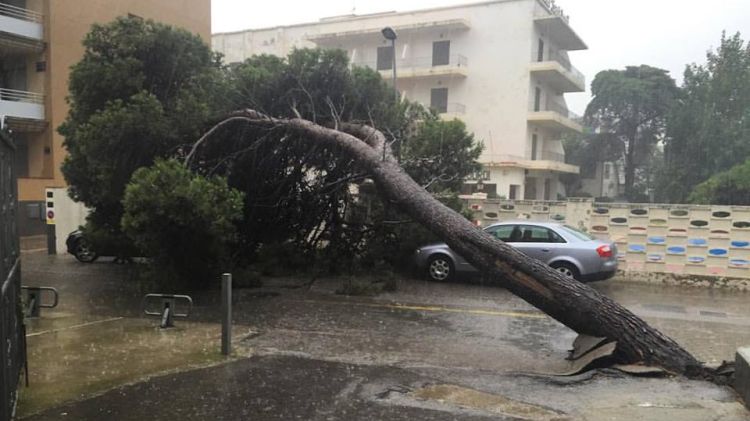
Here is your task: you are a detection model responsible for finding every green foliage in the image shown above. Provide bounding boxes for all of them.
[660,33,750,203]
[585,65,678,201]
[61,15,226,239]
[688,158,750,205]
[121,159,244,289]
[402,116,483,192]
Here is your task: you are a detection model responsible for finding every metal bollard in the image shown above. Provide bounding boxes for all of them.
[221,273,232,355]
[21,286,59,318]
[143,294,193,328]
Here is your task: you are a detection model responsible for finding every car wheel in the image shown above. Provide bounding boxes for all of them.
[74,238,98,263]
[427,255,454,282]
[551,262,579,281]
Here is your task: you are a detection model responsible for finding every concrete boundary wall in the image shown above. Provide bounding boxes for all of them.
[464,197,750,280]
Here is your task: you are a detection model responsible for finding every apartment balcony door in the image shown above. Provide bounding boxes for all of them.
[523,178,536,200]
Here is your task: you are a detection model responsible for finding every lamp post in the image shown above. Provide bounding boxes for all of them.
[381,26,398,103]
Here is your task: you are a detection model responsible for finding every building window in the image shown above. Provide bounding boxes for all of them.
[432,40,450,66]
[531,135,538,160]
[430,87,448,113]
[534,87,542,111]
[544,178,551,200]
[35,61,46,72]
[537,38,544,62]
[376,46,393,70]
[603,163,611,179]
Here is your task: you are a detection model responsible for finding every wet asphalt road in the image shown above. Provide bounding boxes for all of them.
[18,253,750,420]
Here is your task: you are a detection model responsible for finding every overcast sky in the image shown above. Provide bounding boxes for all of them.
[212,0,750,114]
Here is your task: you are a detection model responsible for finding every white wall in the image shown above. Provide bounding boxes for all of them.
[50,188,89,253]
[212,0,583,198]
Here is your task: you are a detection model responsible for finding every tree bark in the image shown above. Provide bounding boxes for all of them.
[200,110,715,379]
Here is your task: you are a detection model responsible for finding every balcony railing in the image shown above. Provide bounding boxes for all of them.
[540,150,565,163]
[0,88,43,103]
[0,3,42,23]
[545,50,585,84]
[538,0,570,23]
[441,102,465,115]
[542,99,581,120]
[353,54,468,72]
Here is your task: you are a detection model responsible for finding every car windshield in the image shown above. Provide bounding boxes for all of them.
[560,225,596,241]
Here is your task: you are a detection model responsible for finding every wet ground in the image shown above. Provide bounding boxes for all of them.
[17,253,750,420]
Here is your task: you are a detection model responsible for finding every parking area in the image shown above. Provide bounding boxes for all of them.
[17,252,750,420]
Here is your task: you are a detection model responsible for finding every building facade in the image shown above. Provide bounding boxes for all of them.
[212,0,586,201]
[0,0,211,240]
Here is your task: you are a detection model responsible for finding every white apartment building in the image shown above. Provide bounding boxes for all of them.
[212,0,586,200]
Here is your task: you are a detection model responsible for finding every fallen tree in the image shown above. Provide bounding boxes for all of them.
[189,109,724,381]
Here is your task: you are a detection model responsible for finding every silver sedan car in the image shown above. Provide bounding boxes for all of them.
[414,221,618,282]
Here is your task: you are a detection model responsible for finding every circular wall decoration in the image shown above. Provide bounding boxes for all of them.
[712,211,731,219]
[628,244,646,253]
[650,219,667,225]
[708,248,728,256]
[484,212,498,219]
[631,208,648,216]
[593,208,610,215]
[592,225,608,232]
[733,221,750,229]
[670,209,689,217]
[611,217,628,224]
[687,256,705,264]
[500,205,515,211]
[731,241,750,248]
[667,246,686,255]
[690,220,708,227]
[688,238,708,246]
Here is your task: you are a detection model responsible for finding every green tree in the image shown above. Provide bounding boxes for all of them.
[687,158,750,205]
[194,48,481,268]
[585,65,678,201]
[60,16,226,235]
[660,32,750,203]
[122,159,244,288]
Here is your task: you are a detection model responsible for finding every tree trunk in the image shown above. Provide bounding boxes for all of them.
[198,110,714,379]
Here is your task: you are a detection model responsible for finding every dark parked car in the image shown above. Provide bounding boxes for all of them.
[414,221,618,282]
[66,230,136,263]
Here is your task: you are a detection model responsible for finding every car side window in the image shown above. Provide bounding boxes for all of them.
[518,226,565,243]
[485,225,515,242]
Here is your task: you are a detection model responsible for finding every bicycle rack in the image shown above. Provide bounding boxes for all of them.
[21,286,59,318]
[143,294,193,328]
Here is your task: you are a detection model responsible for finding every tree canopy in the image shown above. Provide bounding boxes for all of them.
[60,16,227,231]
[61,16,484,282]
[585,65,678,201]
[659,32,750,203]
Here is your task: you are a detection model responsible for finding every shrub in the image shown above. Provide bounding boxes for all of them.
[121,159,244,289]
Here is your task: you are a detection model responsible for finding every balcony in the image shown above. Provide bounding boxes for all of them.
[483,154,579,174]
[534,15,587,51]
[307,18,470,45]
[353,54,468,80]
[438,102,465,120]
[530,50,585,93]
[0,3,44,54]
[528,100,583,133]
[0,88,46,132]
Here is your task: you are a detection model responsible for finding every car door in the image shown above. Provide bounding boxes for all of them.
[512,225,565,263]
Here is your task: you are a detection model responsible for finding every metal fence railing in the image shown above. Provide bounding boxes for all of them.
[353,54,468,72]
[0,2,42,23]
[0,131,22,421]
[0,88,44,104]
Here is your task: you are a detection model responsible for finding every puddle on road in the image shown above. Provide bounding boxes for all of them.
[411,384,569,420]
[17,317,251,418]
